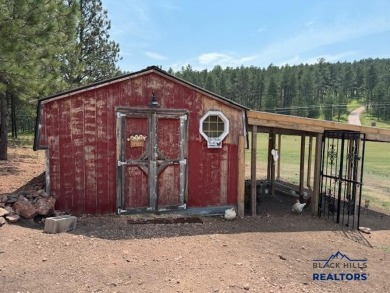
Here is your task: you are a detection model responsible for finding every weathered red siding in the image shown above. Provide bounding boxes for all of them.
[38,70,245,214]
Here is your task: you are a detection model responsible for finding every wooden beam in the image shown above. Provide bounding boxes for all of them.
[248,117,324,133]
[312,133,323,216]
[247,110,390,143]
[277,134,281,179]
[237,135,246,217]
[299,135,306,201]
[270,130,276,196]
[307,136,313,189]
[251,127,258,216]
[267,131,272,181]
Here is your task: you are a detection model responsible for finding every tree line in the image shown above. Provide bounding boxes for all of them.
[171,57,390,122]
[0,0,122,160]
[1,1,389,161]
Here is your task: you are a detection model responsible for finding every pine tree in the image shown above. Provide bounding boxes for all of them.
[60,0,122,86]
[264,76,278,112]
[0,0,77,160]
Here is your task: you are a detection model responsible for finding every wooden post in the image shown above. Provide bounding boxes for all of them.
[251,126,257,216]
[237,135,246,217]
[307,136,313,189]
[277,133,281,179]
[299,135,306,201]
[267,131,272,181]
[270,130,276,196]
[312,133,323,216]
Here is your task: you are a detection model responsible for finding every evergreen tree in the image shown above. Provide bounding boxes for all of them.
[60,0,122,86]
[365,62,378,113]
[264,76,278,112]
[0,0,77,160]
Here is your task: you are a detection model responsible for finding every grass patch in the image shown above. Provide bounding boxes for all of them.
[7,132,35,147]
[347,99,364,112]
[360,112,390,129]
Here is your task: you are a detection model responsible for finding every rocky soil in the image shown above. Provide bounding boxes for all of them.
[1,147,389,293]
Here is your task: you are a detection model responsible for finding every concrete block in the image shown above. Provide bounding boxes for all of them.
[44,215,77,234]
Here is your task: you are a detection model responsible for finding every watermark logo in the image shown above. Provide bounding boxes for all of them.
[312,251,368,281]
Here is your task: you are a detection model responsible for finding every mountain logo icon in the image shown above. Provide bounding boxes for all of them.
[313,251,367,267]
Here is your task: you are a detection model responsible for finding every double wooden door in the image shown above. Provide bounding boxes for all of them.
[116,108,187,213]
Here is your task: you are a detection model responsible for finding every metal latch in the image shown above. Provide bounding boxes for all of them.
[117,160,127,166]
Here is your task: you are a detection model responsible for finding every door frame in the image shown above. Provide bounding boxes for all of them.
[115,107,188,214]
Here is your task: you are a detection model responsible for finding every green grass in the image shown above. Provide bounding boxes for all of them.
[347,99,364,112]
[7,131,35,147]
[360,113,390,129]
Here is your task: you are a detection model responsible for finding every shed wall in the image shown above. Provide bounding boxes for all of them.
[39,72,245,214]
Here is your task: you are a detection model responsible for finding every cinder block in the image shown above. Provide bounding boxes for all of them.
[44,215,77,234]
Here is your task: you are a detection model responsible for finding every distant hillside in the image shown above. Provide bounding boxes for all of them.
[172,58,390,122]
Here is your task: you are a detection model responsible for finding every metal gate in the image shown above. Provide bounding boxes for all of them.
[319,131,366,229]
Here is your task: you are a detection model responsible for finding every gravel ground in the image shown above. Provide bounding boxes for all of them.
[1,147,389,293]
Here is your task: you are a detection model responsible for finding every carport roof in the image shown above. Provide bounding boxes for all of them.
[247,110,390,143]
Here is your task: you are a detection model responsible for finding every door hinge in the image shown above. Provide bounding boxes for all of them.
[117,208,127,214]
[180,115,187,121]
[116,112,126,118]
[117,160,127,166]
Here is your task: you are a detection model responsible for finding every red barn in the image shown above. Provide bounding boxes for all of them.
[34,66,248,215]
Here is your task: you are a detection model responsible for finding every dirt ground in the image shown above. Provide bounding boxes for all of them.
[1,147,390,293]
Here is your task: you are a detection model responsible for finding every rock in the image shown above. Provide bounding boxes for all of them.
[4,206,14,214]
[53,210,65,217]
[18,195,28,201]
[0,217,6,226]
[243,284,250,290]
[6,194,18,204]
[35,197,56,216]
[13,199,39,219]
[37,189,49,197]
[5,214,20,223]
[0,194,8,203]
[0,208,9,217]
[359,227,371,234]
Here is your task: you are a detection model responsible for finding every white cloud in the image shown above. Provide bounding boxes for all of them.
[278,51,360,67]
[145,51,168,60]
[197,52,257,68]
[252,16,390,67]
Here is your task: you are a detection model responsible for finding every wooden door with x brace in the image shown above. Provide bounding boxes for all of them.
[116,108,188,214]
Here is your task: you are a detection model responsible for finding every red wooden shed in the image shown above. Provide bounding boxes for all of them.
[34,66,248,215]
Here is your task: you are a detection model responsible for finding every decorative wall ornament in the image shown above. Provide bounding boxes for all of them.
[127,135,147,148]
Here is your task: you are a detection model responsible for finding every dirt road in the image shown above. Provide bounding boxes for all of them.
[348,106,366,126]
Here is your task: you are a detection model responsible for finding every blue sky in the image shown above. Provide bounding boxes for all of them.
[102,0,390,72]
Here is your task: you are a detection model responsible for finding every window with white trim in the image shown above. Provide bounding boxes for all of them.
[199,111,229,148]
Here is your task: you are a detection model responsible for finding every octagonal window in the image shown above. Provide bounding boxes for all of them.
[199,111,229,148]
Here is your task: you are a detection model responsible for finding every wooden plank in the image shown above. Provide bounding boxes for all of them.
[247,110,390,143]
[277,134,281,179]
[299,135,306,200]
[237,135,245,217]
[307,136,313,189]
[270,130,276,196]
[115,112,125,213]
[248,117,324,133]
[312,133,323,215]
[251,127,257,216]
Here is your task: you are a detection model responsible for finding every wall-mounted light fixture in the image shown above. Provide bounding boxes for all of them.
[148,91,160,108]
